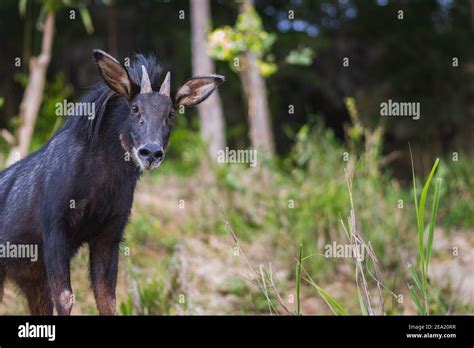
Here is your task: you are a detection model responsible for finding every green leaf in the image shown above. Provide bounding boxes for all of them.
[419,158,440,235]
[418,158,439,289]
[19,0,28,16]
[79,6,94,34]
[408,284,424,315]
[425,178,442,276]
[286,47,314,66]
[356,270,368,315]
[44,0,62,12]
[305,278,346,315]
[409,145,423,273]
[295,243,303,316]
[408,263,423,294]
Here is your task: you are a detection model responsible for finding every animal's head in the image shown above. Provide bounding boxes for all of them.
[93,49,224,170]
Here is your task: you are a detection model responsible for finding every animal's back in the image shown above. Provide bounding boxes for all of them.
[0,130,76,245]
[0,154,43,243]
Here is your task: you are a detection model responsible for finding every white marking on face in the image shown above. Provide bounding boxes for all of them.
[148,160,162,170]
[132,147,145,171]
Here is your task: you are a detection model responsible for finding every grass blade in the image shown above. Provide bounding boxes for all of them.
[409,145,424,280]
[295,243,303,316]
[305,277,347,315]
[408,263,423,294]
[419,159,440,239]
[425,178,441,276]
[356,269,368,315]
[408,284,424,315]
[419,158,440,230]
[418,158,439,289]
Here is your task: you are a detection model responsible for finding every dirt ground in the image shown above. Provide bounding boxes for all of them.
[1,176,472,315]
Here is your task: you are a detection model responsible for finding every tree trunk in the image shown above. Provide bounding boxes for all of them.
[190,0,226,159]
[239,0,275,156]
[7,11,55,166]
[107,5,118,57]
[240,54,275,156]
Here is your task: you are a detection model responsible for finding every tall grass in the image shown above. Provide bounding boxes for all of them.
[408,147,442,315]
[111,112,467,315]
[295,243,303,315]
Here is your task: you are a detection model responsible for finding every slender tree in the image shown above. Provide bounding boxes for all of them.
[7,1,94,166]
[7,10,55,165]
[239,0,275,156]
[190,0,226,159]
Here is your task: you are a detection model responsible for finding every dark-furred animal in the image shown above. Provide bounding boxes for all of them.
[0,49,224,315]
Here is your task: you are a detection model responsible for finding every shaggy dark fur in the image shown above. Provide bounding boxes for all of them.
[0,50,224,315]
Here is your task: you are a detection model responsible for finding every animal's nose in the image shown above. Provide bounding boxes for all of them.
[138,144,164,163]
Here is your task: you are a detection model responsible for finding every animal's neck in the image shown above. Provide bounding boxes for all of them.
[104,132,141,179]
[88,112,142,185]
[67,89,142,186]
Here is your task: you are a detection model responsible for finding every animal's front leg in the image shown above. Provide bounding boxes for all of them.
[89,233,120,315]
[43,229,74,315]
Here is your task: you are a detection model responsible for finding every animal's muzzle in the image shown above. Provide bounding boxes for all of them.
[137,143,164,168]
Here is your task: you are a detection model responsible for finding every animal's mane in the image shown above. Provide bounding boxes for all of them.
[63,53,162,145]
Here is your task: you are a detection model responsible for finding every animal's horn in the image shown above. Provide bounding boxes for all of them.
[141,65,152,93]
[159,72,171,97]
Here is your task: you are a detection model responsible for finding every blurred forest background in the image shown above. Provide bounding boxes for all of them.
[0,0,472,315]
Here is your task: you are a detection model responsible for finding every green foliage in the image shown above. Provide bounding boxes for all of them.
[126,212,178,252]
[408,154,442,315]
[128,98,471,315]
[1,0,472,316]
[20,0,95,33]
[440,154,474,228]
[0,73,73,155]
[119,278,173,315]
[57,0,96,32]
[77,5,94,34]
[295,243,302,315]
[343,97,364,144]
[208,6,277,77]
[119,247,190,315]
[31,73,73,151]
[209,5,314,78]
[305,276,346,315]
[157,114,205,177]
[285,47,314,66]
[20,0,62,13]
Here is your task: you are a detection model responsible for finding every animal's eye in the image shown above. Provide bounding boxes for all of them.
[131,104,139,114]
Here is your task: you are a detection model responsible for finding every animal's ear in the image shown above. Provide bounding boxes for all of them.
[174,74,224,107]
[93,49,138,99]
